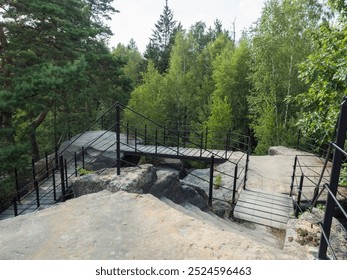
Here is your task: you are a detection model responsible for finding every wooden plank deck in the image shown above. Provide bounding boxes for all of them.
[233,189,294,229]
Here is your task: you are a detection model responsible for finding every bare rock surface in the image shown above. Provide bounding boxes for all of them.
[0,190,300,260]
[0,146,344,260]
[284,208,347,260]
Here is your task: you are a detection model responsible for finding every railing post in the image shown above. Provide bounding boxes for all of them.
[200,133,203,157]
[290,156,298,197]
[74,152,78,177]
[209,156,215,207]
[295,174,304,218]
[116,103,121,176]
[59,156,66,202]
[144,125,147,146]
[135,129,138,152]
[126,121,129,145]
[177,131,180,155]
[155,130,158,154]
[244,141,250,190]
[14,168,20,203]
[52,163,56,202]
[13,196,18,217]
[318,97,347,259]
[64,159,68,189]
[232,164,239,204]
[34,180,40,209]
[32,158,36,182]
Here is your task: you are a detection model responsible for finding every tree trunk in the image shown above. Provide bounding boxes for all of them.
[29,112,48,161]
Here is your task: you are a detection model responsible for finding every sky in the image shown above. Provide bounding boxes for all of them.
[108,0,266,53]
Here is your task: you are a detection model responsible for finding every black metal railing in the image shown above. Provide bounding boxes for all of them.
[1,102,251,219]
[290,97,347,260]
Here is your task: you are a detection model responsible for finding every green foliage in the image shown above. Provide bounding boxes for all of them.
[248,0,323,154]
[78,168,94,176]
[339,163,347,187]
[214,174,222,189]
[205,96,232,149]
[292,2,347,143]
[144,0,180,73]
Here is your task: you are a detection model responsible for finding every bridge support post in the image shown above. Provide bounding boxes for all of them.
[209,156,215,207]
[116,103,121,176]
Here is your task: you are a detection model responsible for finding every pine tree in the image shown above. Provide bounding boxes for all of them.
[144,0,180,73]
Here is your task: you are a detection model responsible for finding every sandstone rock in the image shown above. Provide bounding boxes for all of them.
[71,165,210,212]
[71,164,156,197]
[148,170,184,203]
[0,191,298,260]
[284,208,347,259]
[268,146,311,156]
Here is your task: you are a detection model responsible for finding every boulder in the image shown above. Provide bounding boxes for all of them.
[149,170,209,211]
[71,164,156,197]
[182,161,237,210]
[70,164,210,212]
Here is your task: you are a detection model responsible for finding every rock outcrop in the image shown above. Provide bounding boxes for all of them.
[70,164,209,211]
[284,208,347,259]
[0,190,298,260]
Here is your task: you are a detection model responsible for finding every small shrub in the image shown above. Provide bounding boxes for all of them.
[214,174,222,189]
[78,168,94,176]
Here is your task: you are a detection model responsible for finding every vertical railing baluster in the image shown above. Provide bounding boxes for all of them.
[35,180,40,209]
[155,130,158,154]
[14,168,20,203]
[52,163,56,202]
[116,103,121,176]
[32,158,36,182]
[200,133,203,157]
[177,131,180,155]
[209,156,215,207]
[126,121,129,145]
[74,152,78,177]
[64,159,68,190]
[295,174,304,218]
[233,164,238,204]
[290,156,298,197]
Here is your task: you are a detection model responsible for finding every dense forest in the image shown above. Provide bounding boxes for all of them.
[1,0,347,201]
